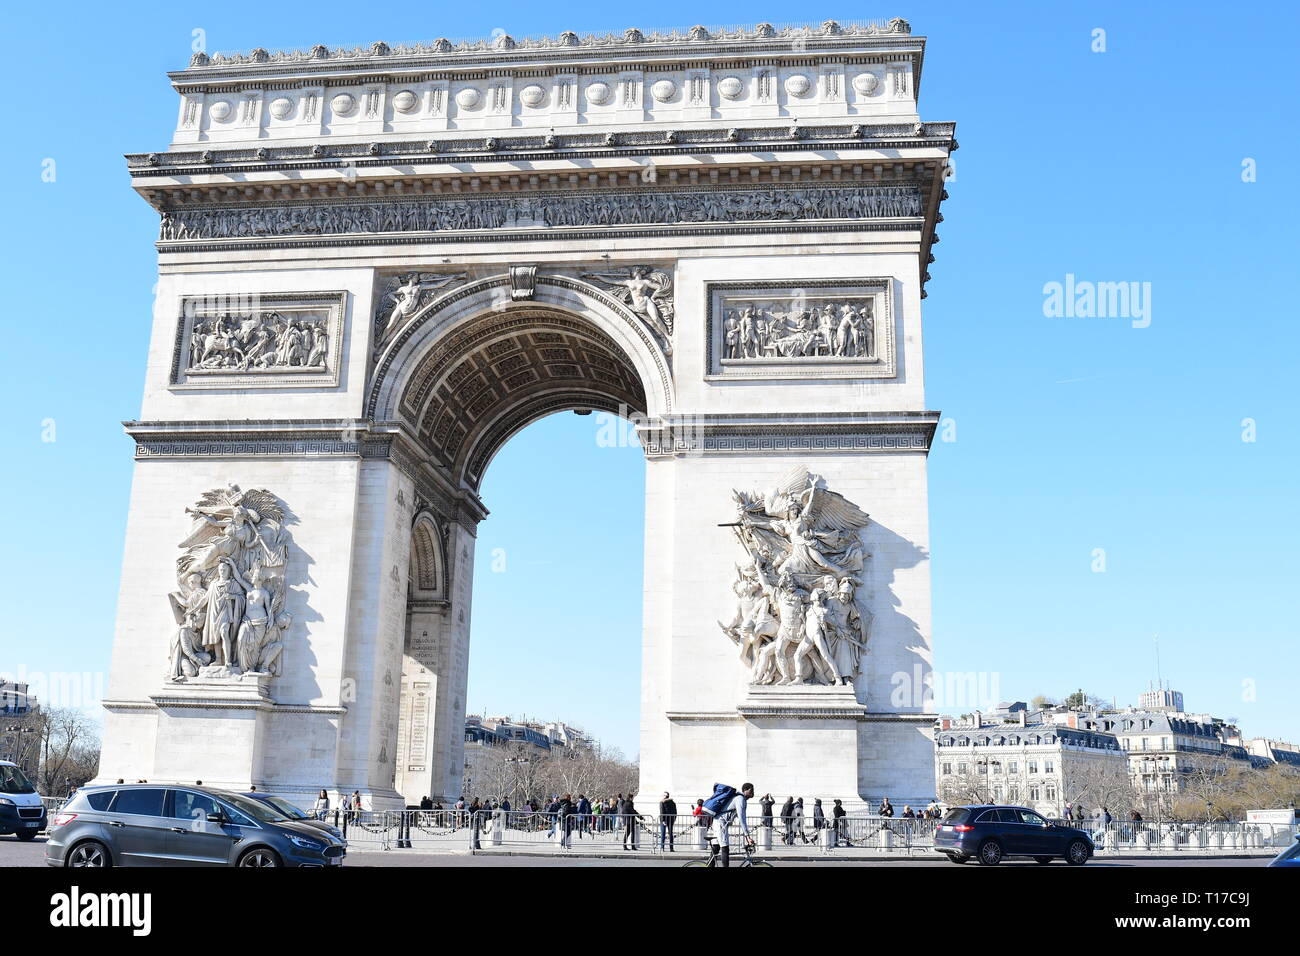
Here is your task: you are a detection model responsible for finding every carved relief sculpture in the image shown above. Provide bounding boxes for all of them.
[707,279,895,380]
[160,185,923,241]
[166,484,292,682]
[723,296,875,361]
[580,265,674,345]
[172,292,346,389]
[378,271,467,338]
[719,467,871,687]
[189,311,328,372]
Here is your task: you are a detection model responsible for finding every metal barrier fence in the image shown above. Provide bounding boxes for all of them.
[1050,820,1296,854]
[230,808,1293,856]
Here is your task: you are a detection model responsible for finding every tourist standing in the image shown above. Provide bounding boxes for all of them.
[761,793,775,830]
[312,789,330,821]
[659,792,678,852]
[621,793,642,850]
[793,797,808,843]
[780,796,795,845]
[832,798,850,847]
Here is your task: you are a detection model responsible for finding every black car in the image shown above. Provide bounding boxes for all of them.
[240,791,345,843]
[933,805,1094,865]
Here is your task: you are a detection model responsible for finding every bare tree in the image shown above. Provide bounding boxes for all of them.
[38,708,100,796]
[1064,759,1137,817]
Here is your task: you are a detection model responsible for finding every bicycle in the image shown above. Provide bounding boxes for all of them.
[683,839,773,867]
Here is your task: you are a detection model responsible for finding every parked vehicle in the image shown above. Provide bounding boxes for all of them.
[1267,834,1300,867]
[44,783,347,867]
[240,791,345,842]
[0,761,46,841]
[933,804,1094,865]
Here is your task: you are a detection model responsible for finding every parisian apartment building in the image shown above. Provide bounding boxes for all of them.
[934,693,1299,816]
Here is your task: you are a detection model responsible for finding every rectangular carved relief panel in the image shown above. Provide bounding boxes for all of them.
[170,291,348,389]
[705,279,895,380]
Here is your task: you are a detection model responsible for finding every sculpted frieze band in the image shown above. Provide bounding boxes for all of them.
[158,184,922,241]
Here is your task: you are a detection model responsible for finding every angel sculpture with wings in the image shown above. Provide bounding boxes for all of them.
[381,272,466,337]
[721,467,872,687]
[167,485,291,682]
[581,266,674,345]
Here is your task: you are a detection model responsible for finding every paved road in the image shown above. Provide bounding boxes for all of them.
[5,834,1269,867]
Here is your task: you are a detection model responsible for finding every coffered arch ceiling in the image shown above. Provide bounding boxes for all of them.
[398,306,647,490]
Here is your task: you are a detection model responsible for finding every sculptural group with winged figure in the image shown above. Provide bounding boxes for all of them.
[720,467,872,687]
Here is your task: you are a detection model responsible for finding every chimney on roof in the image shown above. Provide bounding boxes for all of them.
[973,710,983,729]
[1018,710,1027,728]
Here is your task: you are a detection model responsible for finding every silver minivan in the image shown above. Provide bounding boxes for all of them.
[45,783,346,867]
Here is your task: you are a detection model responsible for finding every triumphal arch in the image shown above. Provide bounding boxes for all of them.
[98,19,954,808]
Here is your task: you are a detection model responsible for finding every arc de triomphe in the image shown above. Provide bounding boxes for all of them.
[98,19,953,808]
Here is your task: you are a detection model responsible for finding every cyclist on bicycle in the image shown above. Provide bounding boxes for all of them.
[701,782,755,864]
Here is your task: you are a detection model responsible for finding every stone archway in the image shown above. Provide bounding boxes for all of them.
[376,281,663,803]
[98,21,952,810]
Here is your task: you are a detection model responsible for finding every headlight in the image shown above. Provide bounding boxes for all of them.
[0,798,14,807]
[288,834,324,851]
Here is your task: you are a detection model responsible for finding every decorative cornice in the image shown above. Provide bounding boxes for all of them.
[639,411,940,458]
[127,122,956,172]
[179,19,916,77]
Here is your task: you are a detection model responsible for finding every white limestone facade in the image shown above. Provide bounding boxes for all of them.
[99,19,954,810]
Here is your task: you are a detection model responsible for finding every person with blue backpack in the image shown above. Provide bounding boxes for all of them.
[701,782,755,866]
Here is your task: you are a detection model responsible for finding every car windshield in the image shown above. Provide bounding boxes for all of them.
[259,796,309,819]
[217,792,290,823]
[941,808,970,824]
[0,764,36,794]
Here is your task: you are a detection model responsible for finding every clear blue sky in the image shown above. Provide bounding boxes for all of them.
[3,2,1297,758]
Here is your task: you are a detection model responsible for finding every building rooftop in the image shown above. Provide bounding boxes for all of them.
[183,19,917,72]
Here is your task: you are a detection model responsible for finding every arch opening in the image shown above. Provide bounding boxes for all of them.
[387,295,656,804]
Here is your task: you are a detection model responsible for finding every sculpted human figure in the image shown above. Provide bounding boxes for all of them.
[582,265,674,341]
[202,559,247,669]
[235,565,288,675]
[306,323,328,367]
[723,311,741,359]
[167,572,211,681]
[817,304,837,356]
[382,272,465,336]
[739,306,761,358]
[825,576,869,684]
[718,563,778,668]
[753,564,807,685]
[795,586,838,683]
[761,490,846,579]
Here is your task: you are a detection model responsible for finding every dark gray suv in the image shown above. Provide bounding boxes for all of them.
[44,784,346,867]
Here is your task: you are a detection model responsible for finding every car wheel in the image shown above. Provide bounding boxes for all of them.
[977,840,1003,866]
[17,830,39,842]
[66,840,111,868]
[1034,856,1054,865]
[237,847,282,868]
[1065,839,1090,866]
